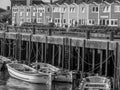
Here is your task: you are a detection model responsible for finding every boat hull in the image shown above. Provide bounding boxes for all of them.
[7,63,52,84]
[32,63,73,83]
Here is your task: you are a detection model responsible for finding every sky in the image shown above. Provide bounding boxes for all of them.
[0,0,11,10]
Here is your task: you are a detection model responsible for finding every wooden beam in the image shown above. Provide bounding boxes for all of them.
[82,40,85,77]
[36,42,38,62]
[58,45,61,67]
[105,42,109,76]
[44,43,47,63]
[92,49,95,74]
[19,35,21,61]
[100,50,103,75]
[26,41,28,62]
[62,45,64,69]
[77,47,80,71]
[28,39,31,65]
[52,44,55,65]
[41,43,44,62]
[8,40,11,57]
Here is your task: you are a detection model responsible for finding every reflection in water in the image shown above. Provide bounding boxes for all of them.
[0,72,75,90]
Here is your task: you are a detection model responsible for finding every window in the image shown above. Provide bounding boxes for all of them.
[70,7,75,13]
[111,19,118,26]
[82,7,85,13]
[27,8,30,12]
[63,7,66,12]
[33,12,35,16]
[114,5,120,12]
[48,8,50,12]
[92,6,98,13]
[64,19,66,23]
[37,18,42,23]
[103,6,110,12]
[20,12,23,16]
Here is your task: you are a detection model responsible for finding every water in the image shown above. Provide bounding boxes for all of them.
[0,72,77,90]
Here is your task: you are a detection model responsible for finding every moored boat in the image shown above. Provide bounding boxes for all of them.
[31,62,73,83]
[6,63,52,84]
[78,74,111,90]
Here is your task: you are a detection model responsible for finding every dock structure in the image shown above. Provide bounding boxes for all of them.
[0,26,120,89]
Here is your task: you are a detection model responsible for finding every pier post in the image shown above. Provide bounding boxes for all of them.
[82,40,85,77]
[8,40,11,57]
[13,40,15,58]
[77,47,80,71]
[105,42,109,76]
[92,49,95,73]
[18,34,21,61]
[41,43,44,62]
[36,42,38,62]
[52,44,55,65]
[100,50,103,75]
[62,45,64,69]
[28,35,31,65]
[26,41,29,63]
[58,45,61,67]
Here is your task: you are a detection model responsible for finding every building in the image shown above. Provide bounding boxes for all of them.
[78,2,89,25]
[10,0,45,7]
[88,2,99,25]
[69,3,79,27]
[59,3,69,27]
[52,4,61,26]
[111,0,120,26]
[99,1,111,26]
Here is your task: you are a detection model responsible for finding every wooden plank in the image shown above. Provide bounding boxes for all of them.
[58,45,61,67]
[62,45,64,69]
[26,42,28,62]
[77,47,80,71]
[41,43,44,62]
[8,40,11,57]
[105,42,109,76]
[19,35,22,61]
[92,49,95,74]
[47,36,64,45]
[36,42,38,62]
[82,40,85,77]
[52,44,55,65]
[100,50,103,75]
[32,34,46,43]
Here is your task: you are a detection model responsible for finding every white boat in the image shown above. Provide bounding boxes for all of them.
[6,63,52,84]
[31,62,73,83]
[79,74,111,90]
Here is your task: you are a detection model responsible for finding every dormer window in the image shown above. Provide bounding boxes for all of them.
[103,6,110,12]
[82,7,85,13]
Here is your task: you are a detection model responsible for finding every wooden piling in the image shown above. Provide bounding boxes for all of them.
[52,44,55,65]
[92,49,95,73]
[26,41,28,63]
[82,40,85,77]
[36,42,38,62]
[100,50,103,75]
[105,42,109,76]
[58,45,61,67]
[62,45,64,69]
[8,40,11,57]
[41,43,44,62]
[77,47,80,71]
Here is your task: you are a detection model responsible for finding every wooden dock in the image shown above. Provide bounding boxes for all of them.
[0,27,120,89]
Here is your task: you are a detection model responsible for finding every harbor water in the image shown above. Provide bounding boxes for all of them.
[0,71,77,90]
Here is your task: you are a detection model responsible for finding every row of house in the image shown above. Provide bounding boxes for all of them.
[12,1,120,27]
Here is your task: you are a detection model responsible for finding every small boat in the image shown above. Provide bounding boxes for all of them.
[31,62,73,83]
[6,63,52,84]
[78,74,111,90]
